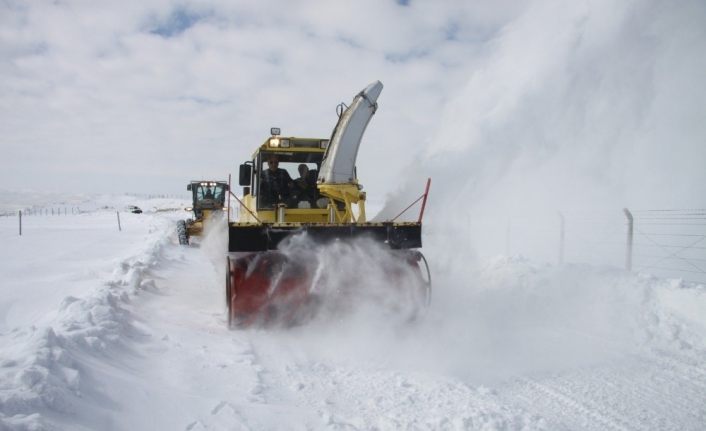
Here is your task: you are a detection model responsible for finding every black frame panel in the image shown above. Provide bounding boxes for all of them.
[229,223,422,251]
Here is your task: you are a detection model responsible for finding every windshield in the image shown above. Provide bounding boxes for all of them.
[258,152,323,209]
[196,184,226,202]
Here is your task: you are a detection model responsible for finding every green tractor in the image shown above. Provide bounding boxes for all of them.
[177,181,229,245]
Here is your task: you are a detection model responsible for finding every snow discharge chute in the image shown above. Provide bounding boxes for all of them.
[318,80,383,185]
[226,81,431,327]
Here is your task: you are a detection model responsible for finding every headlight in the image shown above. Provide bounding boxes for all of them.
[185,207,193,211]
[269,138,280,147]
[280,139,290,148]
[222,207,228,211]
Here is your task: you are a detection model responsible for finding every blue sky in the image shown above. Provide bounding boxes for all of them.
[150,7,211,38]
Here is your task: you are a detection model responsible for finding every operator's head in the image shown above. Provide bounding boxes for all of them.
[266,155,279,171]
[298,164,309,177]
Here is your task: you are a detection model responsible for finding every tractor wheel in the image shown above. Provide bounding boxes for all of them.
[177,220,189,245]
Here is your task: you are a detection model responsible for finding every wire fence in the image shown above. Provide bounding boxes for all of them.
[0,207,83,217]
[475,208,706,285]
[6,200,705,285]
[122,193,190,200]
[0,194,192,218]
[630,209,706,283]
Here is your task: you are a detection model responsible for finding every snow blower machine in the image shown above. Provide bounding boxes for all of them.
[226,81,431,327]
[177,181,229,245]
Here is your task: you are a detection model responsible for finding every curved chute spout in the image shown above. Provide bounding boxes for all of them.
[318,81,383,185]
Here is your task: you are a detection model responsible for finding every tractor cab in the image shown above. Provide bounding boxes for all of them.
[178,180,230,246]
[236,129,332,223]
[187,181,229,219]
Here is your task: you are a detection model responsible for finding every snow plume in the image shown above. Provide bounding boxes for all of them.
[275,235,428,327]
[365,0,706,382]
[264,253,706,387]
[200,210,229,273]
[378,0,706,232]
[267,237,656,382]
[255,232,706,387]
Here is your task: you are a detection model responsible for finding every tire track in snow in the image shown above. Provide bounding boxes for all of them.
[498,347,706,431]
[132,244,268,431]
[648,349,706,384]
[246,333,545,430]
[512,377,630,431]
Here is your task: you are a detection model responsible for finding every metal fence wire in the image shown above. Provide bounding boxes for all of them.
[477,208,706,285]
[631,209,706,283]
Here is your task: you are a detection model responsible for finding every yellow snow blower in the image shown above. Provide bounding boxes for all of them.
[226,81,431,327]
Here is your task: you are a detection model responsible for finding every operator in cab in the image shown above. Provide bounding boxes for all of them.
[260,154,293,208]
[290,164,319,208]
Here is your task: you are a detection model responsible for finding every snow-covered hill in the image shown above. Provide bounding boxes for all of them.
[0,197,704,430]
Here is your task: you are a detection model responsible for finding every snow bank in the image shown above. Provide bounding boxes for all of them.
[646,277,706,350]
[0,214,173,430]
[424,257,706,381]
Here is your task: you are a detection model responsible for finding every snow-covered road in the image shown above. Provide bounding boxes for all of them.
[1,209,705,430]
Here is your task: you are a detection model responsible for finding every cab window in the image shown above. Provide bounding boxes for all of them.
[257,152,322,210]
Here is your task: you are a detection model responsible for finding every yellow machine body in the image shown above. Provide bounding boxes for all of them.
[226,134,429,327]
[177,181,229,245]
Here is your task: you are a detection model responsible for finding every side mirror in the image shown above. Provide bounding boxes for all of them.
[239,164,252,186]
[186,184,192,191]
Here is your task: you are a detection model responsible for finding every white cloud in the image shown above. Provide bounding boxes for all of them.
[378,0,706,220]
[2,0,507,195]
[1,0,702,221]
